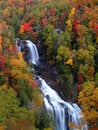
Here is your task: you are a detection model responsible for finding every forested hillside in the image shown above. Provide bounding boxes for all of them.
[0,0,98,129]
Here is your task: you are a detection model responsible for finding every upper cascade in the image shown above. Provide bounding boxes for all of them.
[16,39,39,65]
[25,40,39,65]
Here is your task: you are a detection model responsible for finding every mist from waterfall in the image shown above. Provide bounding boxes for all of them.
[17,39,88,130]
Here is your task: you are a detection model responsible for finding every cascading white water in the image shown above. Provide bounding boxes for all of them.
[17,39,88,130]
[25,40,39,65]
[37,77,88,130]
[16,39,39,65]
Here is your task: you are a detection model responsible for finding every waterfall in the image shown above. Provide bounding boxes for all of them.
[17,39,88,130]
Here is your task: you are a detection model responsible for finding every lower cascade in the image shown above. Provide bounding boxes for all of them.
[37,76,88,130]
[17,39,88,130]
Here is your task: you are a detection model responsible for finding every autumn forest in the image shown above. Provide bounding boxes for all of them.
[0,0,98,130]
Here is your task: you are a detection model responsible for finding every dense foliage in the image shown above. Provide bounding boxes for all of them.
[0,0,98,129]
[0,0,54,129]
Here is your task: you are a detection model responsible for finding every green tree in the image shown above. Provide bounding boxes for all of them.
[34,108,55,130]
[17,78,33,108]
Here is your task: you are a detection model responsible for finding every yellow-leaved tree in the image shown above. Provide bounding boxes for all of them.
[78,81,98,126]
[9,52,34,89]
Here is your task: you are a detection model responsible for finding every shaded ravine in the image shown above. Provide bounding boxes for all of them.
[34,43,66,100]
